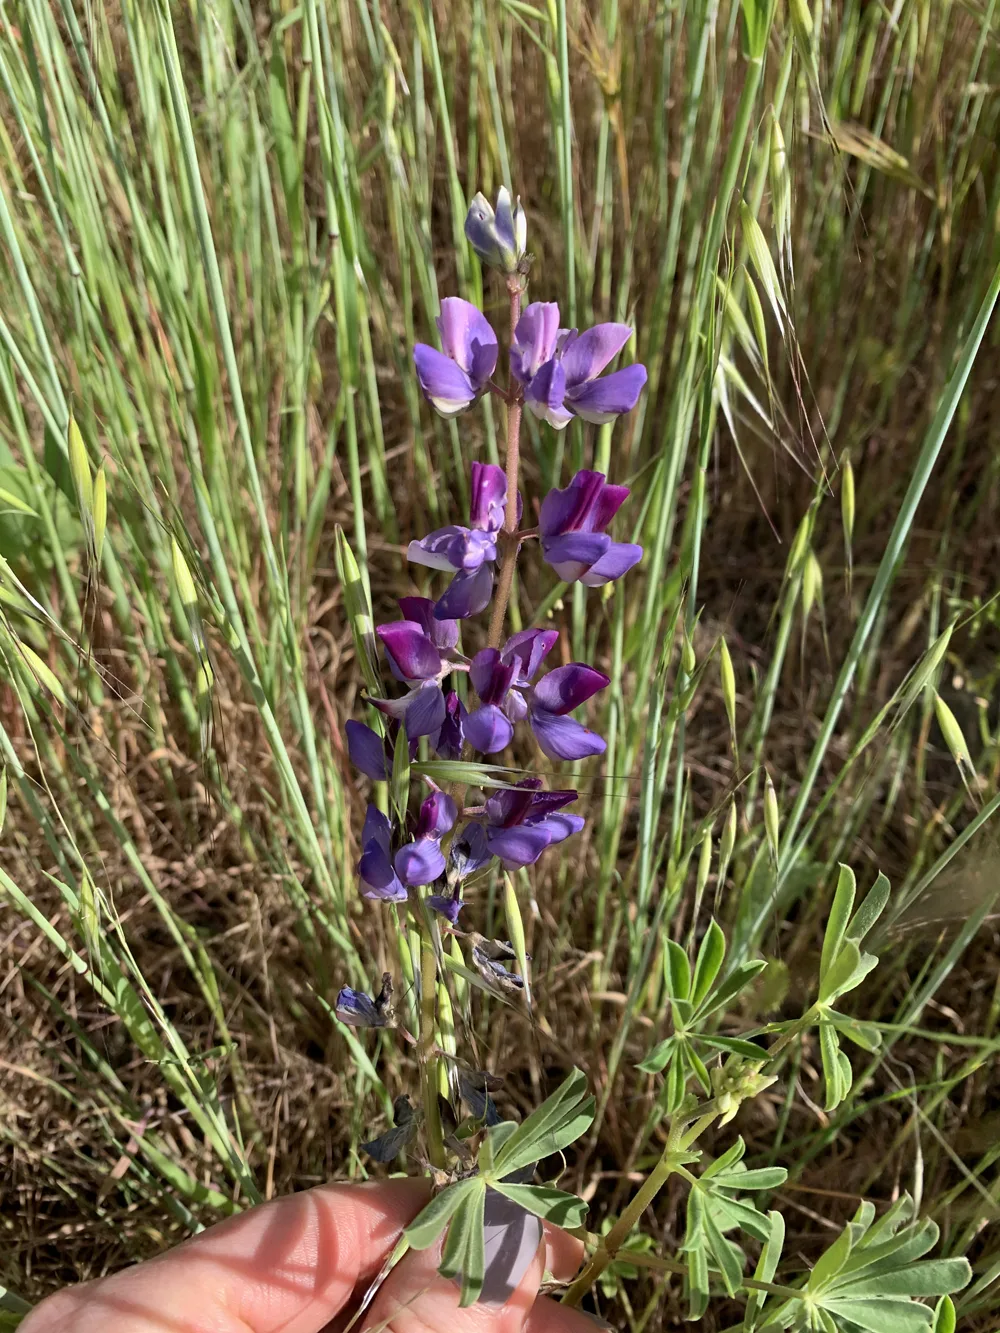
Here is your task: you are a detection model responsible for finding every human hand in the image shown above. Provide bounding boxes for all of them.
[21,1178,607,1333]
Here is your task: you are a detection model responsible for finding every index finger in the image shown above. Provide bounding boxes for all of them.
[21,1178,431,1333]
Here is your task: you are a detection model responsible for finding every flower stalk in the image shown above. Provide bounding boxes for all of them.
[419,935,446,1169]
[488,276,525,648]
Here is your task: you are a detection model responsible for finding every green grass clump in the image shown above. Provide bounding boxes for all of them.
[0,0,999,1327]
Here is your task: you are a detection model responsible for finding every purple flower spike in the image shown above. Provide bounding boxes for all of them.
[345,720,390,781]
[359,806,407,902]
[395,792,458,887]
[414,298,498,417]
[408,462,512,621]
[540,469,642,587]
[483,779,585,869]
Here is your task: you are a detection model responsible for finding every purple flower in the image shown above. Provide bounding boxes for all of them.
[407,462,512,619]
[465,187,527,274]
[464,628,609,761]
[335,973,394,1028]
[428,823,492,923]
[397,596,460,652]
[413,298,498,417]
[369,620,450,739]
[511,303,647,430]
[358,806,407,902]
[540,470,643,587]
[430,689,466,760]
[482,779,585,869]
[395,791,458,887]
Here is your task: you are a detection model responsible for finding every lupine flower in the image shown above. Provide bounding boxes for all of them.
[407,462,512,619]
[464,627,609,760]
[360,1094,419,1163]
[481,779,585,868]
[471,935,525,995]
[510,302,647,429]
[413,298,498,418]
[428,822,492,923]
[358,806,407,902]
[335,972,394,1027]
[395,791,458,887]
[540,469,643,587]
[464,187,526,274]
[369,620,452,738]
[430,689,465,760]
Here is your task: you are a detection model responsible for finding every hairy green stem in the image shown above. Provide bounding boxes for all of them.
[487,277,524,647]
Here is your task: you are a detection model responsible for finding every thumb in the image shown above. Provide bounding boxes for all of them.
[359,1188,586,1333]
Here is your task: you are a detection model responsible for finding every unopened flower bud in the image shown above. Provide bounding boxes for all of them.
[465,187,527,274]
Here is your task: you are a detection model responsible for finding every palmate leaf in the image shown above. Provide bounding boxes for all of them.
[821,865,856,981]
[744,1211,784,1330]
[491,1182,589,1229]
[438,1178,487,1307]
[405,1178,477,1250]
[491,1067,594,1178]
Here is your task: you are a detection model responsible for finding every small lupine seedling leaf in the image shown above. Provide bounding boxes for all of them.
[491,1183,588,1229]
[818,939,861,1004]
[820,1018,848,1111]
[477,1120,518,1174]
[405,1178,477,1250]
[744,1210,784,1330]
[828,1011,882,1052]
[492,1068,594,1177]
[847,871,891,944]
[637,1036,675,1075]
[700,1034,767,1060]
[438,1178,486,1307]
[696,959,767,1020]
[665,938,692,1002]
[686,1219,710,1320]
[933,1295,956,1333]
[691,919,726,1009]
[821,864,857,982]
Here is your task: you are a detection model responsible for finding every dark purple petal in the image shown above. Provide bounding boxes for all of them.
[581,541,643,586]
[485,822,556,868]
[501,628,559,683]
[428,892,465,924]
[413,344,477,417]
[377,622,442,682]
[539,470,629,537]
[394,837,447,887]
[566,363,648,425]
[510,302,561,383]
[541,531,611,583]
[437,298,498,389]
[335,987,381,1027]
[524,358,572,430]
[398,596,459,651]
[530,708,607,761]
[449,822,492,879]
[535,812,585,844]
[483,782,540,829]
[431,691,465,759]
[402,681,447,738]
[361,804,392,856]
[435,564,494,620]
[532,664,610,715]
[464,704,514,754]
[523,788,579,820]
[346,721,390,781]
[560,323,633,387]
[416,791,458,839]
[471,647,516,704]
[469,461,508,533]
